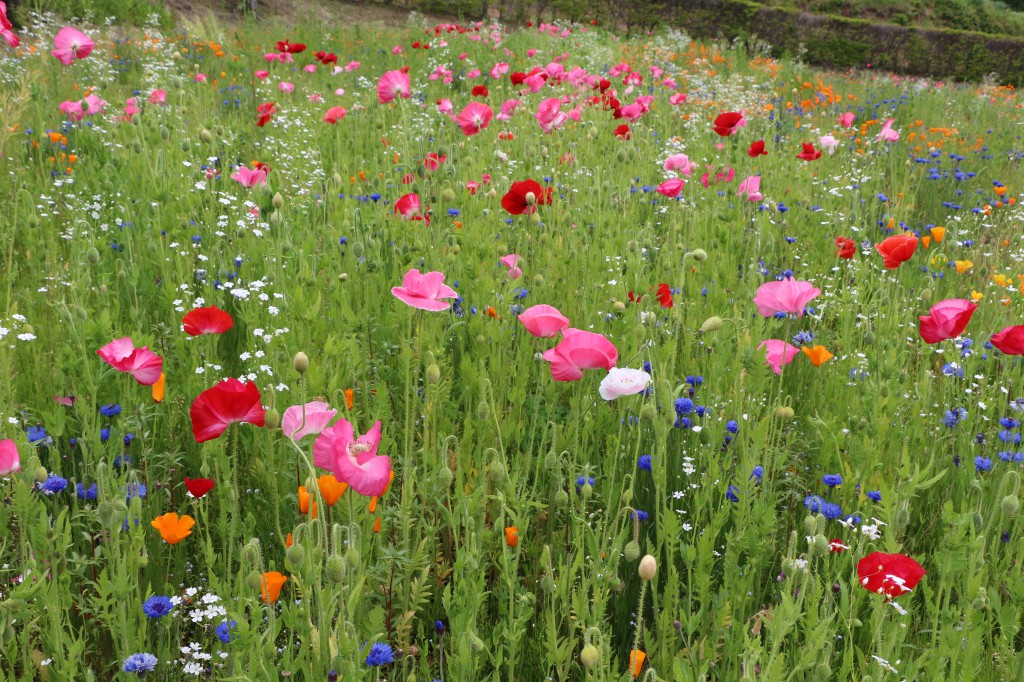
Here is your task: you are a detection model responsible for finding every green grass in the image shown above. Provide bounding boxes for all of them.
[756,0,1024,36]
[0,11,1023,682]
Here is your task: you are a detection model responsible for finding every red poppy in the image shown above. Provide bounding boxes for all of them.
[991,325,1024,355]
[828,539,847,553]
[275,39,306,54]
[509,71,527,85]
[796,142,822,161]
[253,161,273,173]
[712,111,745,137]
[614,124,631,140]
[256,102,276,127]
[190,378,266,443]
[501,179,552,216]
[598,78,611,93]
[747,139,767,157]
[857,551,925,599]
[835,237,856,259]
[182,306,234,336]
[875,233,918,269]
[315,51,337,65]
[184,477,215,498]
[627,290,643,303]
[471,85,489,98]
[657,283,673,309]
[423,152,446,171]
[919,299,977,344]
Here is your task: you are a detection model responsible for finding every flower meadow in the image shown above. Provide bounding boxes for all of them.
[2,6,1024,681]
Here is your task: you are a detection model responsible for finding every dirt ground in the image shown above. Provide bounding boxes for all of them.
[162,0,455,26]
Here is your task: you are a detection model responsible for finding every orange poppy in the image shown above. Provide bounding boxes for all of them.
[317,474,348,506]
[801,345,833,367]
[373,516,382,533]
[930,226,945,243]
[152,372,166,403]
[261,571,287,603]
[505,526,519,547]
[151,512,195,544]
[344,388,354,410]
[285,533,293,548]
[955,260,973,274]
[297,486,318,519]
[629,650,646,677]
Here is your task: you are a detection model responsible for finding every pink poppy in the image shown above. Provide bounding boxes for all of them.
[918,299,977,344]
[877,118,899,142]
[838,112,855,127]
[663,154,694,176]
[496,98,521,121]
[518,305,570,338]
[313,418,391,497]
[377,69,411,104]
[344,61,360,72]
[737,175,762,202]
[51,26,93,65]
[190,378,265,443]
[231,166,268,188]
[394,193,428,223]
[753,279,820,318]
[391,269,458,311]
[669,93,687,105]
[819,134,839,155]
[96,337,163,386]
[758,340,800,375]
[457,101,493,136]
[278,81,295,94]
[490,61,509,78]
[0,438,20,476]
[1,2,19,48]
[542,329,618,381]
[123,97,141,121]
[655,178,684,198]
[437,98,453,115]
[149,89,167,105]
[598,367,651,401]
[499,254,523,279]
[282,401,337,440]
[254,70,270,79]
[59,99,86,121]
[323,106,347,124]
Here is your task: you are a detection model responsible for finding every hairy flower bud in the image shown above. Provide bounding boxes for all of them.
[700,316,724,334]
[691,248,708,261]
[1001,495,1020,517]
[638,554,657,581]
[426,364,441,384]
[326,554,346,583]
[293,352,309,375]
[272,192,284,209]
[264,409,281,430]
[580,644,600,669]
[624,541,640,563]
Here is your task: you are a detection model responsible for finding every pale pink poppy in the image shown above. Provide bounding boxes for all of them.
[303,64,316,73]
[527,48,539,58]
[819,134,839,155]
[877,118,899,142]
[122,97,141,121]
[753,279,820,318]
[324,106,347,124]
[490,62,509,78]
[149,89,167,105]
[838,112,855,127]
[308,93,323,103]
[0,438,18,476]
[535,97,567,133]
[377,69,411,104]
[314,418,390,497]
[655,178,684,198]
[663,154,694,176]
[344,61,360,72]
[662,78,677,89]
[96,337,163,385]
[542,329,618,381]
[523,73,547,93]
[737,175,762,202]
[283,401,337,440]
[518,305,570,338]
[599,367,651,401]
[499,254,522,279]
[194,73,207,83]
[51,26,93,65]
[619,102,645,123]
[457,101,493,136]
[231,166,268,188]
[278,81,295,94]
[334,88,345,96]
[391,45,403,55]
[392,269,458,311]
[758,340,800,375]
[83,94,106,116]
[466,69,481,79]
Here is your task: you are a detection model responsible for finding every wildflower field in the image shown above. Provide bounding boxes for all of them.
[2,5,1024,681]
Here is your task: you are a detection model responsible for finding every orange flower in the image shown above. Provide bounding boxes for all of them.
[373,516,382,533]
[261,571,287,603]
[955,260,973,274]
[505,526,519,547]
[995,185,1007,196]
[285,532,293,548]
[298,486,318,519]
[151,512,195,544]
[152,372,166,403]
[317,474,348,506]
[368,496,378,513]
[930,226,945,243]
[629,650,646,677]
[344,388,354,410]
[921,236,931,249]
[801,345,833,367]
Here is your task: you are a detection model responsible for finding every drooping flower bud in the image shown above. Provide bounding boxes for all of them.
[580,645,600,669]
[700,316,724,334]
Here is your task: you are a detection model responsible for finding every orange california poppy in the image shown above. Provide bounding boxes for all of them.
[505,526,519,547]
[152,372,166,403]
[151,512,195,544]
[955,260,973,274]
[285,532,293,548]
[317,474,348,507]
[373,516,382,533]
[297,486,318,519]
[344,388,354,410]
[930,226,945,243]
[261,571,287,603]
[629,650,646,677]
[801,345,833,367]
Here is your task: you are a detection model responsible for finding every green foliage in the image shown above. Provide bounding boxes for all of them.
[13,0,171,28]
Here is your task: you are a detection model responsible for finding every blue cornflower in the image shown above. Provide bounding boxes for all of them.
[100,403,122,417]
[122,653,158,674]
[435,620,445,635]
[114,454,134,469]
[726,485,739,502]
[637,455,652,471]
[124,433,135,447]
[642,361,652,374]
[633,509,649,521]
[685,375,703,387]
[867,490,882,502]
[675,416,692,429]
[725,420,739,434]
[100,427,111,443]
[216,619,237,643]
[804,495,826,513]
[750,466,763,483]
[999,417,1019,429]
[822,474,842,487]
[365,642,394,667]
[674,397,694,415]
[792,330,814,345]
[575,476,596,490]
[820,503,843,520]
[142,596,174,619]
[975,456,992,472]
[514,288,528,300]
[37,475,68,495]
[998,430,1022,444]
[942,363,964,378]
[126,483,147,499]
[27,426,47,443]
[77,482,98,500]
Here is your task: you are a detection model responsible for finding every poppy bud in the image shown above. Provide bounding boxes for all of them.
[803,515,817,535]
[160,126,170,140]
[624,540,640,562]
[530,212,542,225]
[691,248,708,261]
[246,570,262,591]
[270,210,283,225]
[476,400,490,421]
[972,512,983,529]
[440,188,456,202]
[436,465,453,490]
[406,673,417,682]
[264,409,281,430]
[333,172,343,185]
[776,406,795,419]
[133,142,143,154]
[309,546,323,565]
[895,504,910,528]
[580,645,600,669]
[612,301,625,313]
[853,619,863,628]
[863,331,875,345]
[972,586,989,611]
[426,364,441,384]
[344,546,360,569]
[272,192,284,209]
[700,316,724,334]
[452,244,461,255]
[639,403,657,421]
[587,126,598,139]
[97,499,115,526]
[487,459,507,484]
[468,633,485,652]
[638,554,657,581]
[1001,494,1019,517]
[181,140,191,152]
[581,481,593,498]
[86,247,100,265]
[338,273,349,282]
[326,554,346,583]
[620,487,633,506]
[919,288,931,301]
[242,539,262,566]
[810,535,830,558]
[285,542,305,569]
[293,352,309,375]
[554,489,568,507]
[814,664,832,678]
[541,573,554,593]
[34,466,48,483]
[486,188,497,198]
[199,128,213,143]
